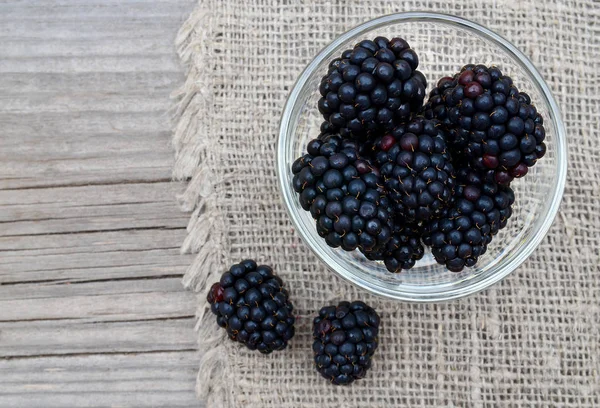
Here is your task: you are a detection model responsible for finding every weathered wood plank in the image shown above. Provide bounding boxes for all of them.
[0,318,197,357]
[1,112,170,137]
[0,72,182,94]
[0,351,199,408]
[0,92,172,114]
[0,279,197,356]
[0,135,173,189]
[0,182,192,284]
[0,277,191,301]
[0,55,182,73]
[0,228,191,284]
[0,278,196,321]
[0,182,188,236]
[0,122,176,191]
[0,0,193,14]
[0,169,175,190]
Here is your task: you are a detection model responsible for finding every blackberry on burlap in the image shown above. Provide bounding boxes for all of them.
[207,260,295,354]
[313,301,380,385]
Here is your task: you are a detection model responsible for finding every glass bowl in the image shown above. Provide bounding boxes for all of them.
[277,12,566,302]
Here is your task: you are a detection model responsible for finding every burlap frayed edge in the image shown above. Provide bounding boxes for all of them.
[171,2,234,407]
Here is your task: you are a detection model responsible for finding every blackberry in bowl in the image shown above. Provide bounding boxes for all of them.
[318,36,426,140]
[372,116,456,222]
[291,135,393,253]
[277,12,566,302]
[423,64,547,185]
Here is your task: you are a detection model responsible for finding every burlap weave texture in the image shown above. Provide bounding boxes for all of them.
[172,1,600,406]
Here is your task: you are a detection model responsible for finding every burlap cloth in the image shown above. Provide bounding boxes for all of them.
[172,1,600,406]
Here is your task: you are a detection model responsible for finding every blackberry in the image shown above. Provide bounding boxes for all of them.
[373,117,456,222]
[423,169,515,272]
[318,37,427,141]
[312,301,380,385]
[292,135,393,253]
[423,64,546,184]
[207,260,295,354]
[362,217,424,272]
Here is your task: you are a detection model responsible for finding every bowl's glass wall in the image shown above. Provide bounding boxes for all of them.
[278,14,565,301]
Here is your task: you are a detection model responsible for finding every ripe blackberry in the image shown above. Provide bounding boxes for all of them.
[312,301,380,385]
[373,117,456,222]
[423,64,547,184]
[423,170,515,272]
[207,260,295,354]
[318,37,427,141]
[291,135,393,253]
[362,217,424,272]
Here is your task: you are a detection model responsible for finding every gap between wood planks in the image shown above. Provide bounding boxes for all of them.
[0,177,176,191]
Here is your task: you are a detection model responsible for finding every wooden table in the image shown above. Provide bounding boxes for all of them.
[0,1,201,406]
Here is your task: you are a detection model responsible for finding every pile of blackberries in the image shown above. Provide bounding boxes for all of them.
[293,37,546,273]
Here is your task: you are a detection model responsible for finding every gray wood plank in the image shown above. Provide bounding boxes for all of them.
[0,276,191,301]
[0,182,189,236]
[0,121,175,190]
[0,229,191,284]
[0,72,182,94]
[0,351,199,408]
[0,278,196,321]
[0,319,196,357]
[0,278,197,358]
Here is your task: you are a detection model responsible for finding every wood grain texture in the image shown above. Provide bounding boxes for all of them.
[0,0,200,406]
[0,351,199,407]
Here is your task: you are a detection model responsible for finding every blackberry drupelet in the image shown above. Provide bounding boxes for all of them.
[362,217,424,272]
[291,135,393,253]
[423,169,515,272]
[312,301,380,385]
[318,37,427,141]
[423,64,547,184]
[373,117,456,222]
[207,260,295,354]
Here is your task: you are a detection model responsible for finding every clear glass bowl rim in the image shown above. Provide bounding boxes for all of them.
[277,11,567,303]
